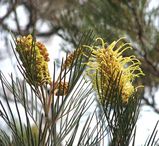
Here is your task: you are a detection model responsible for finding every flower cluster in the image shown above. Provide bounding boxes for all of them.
[63,48,82,69]
[54,81,69,96]
[85,38,144,104]
[16,34,51,85]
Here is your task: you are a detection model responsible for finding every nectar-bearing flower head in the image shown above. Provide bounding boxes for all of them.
[16,34,51,86]
[85,37,144,104]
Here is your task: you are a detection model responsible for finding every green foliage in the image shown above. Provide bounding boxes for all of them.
[0,31,107,146]
[0,31,158,146]
[59,0,159,108]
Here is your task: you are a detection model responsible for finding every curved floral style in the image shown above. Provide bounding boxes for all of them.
[16,34,51,85]
[85,38,144,104]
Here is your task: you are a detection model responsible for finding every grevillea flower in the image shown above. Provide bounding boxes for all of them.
[16,34,51,85]
[54,81,69,96]
[63,48,82,69]
[85,38,144,104]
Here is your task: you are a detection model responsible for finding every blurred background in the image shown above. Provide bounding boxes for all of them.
[1,0,159,145]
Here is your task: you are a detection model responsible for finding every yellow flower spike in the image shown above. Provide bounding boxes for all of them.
[85,37,144,104]
[16,34,51,86]
[54,82,69,96]
[63,48,82,69]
